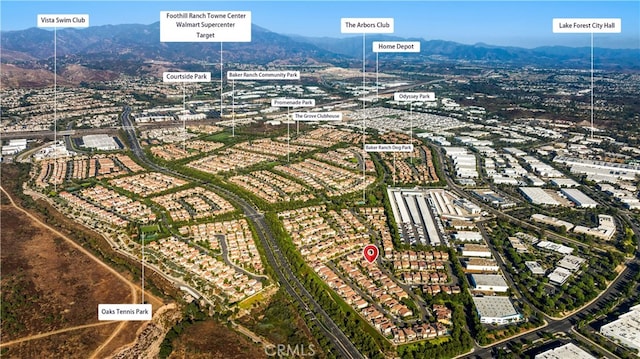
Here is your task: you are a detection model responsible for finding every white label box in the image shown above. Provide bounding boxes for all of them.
[293,112,343,121]
[365,144,414,152]
[163,72,211,82]
[373,41,420,53]
[227,71,300,80]
[160,11,251,42]
[394,92,436,102]
[37,14,89,28]
[553,18,621,33]
[98,304,152,321]
[341,18,394,33]
[271,99,315,107]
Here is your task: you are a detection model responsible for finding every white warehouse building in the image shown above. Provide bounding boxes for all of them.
[600,304,640,354]
[470,274,509,292]
[465,258,499,272]
[472,296,523,325]
[453,231,484,242]
[520,187,561,206]
[534,343,597,359]
[462,244,492,258]
[561,188,598,208]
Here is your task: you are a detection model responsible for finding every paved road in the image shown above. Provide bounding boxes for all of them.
[1,128,103,140]
[5,77,446,142]
[434,147,600,253]
[463,223,639,357]
[475,221,547,315]
[428,145,640,358]
[183,233,269,281]
[467,232,640,358]
[120,107,364,359]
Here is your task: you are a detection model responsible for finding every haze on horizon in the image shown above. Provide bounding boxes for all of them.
[1,0,639,49]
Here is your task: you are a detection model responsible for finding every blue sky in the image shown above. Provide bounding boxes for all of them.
[1,1,639,48]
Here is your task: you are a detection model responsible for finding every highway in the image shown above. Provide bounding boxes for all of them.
[1,128,115,140]
[63,105,638,359]
[4,77,445,142]
[120,106,364,359]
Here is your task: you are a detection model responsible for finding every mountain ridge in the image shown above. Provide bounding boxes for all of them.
[1,22,638,87]
[290,33,640,67]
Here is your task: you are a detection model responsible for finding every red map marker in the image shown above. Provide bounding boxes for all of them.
[363,244,379,263]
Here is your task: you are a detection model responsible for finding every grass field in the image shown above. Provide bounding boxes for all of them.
[140,224,160,234]
[238,290,266,310]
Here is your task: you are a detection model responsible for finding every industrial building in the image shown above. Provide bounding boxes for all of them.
[443,146,478,179]
[523,155,564,178]
[598,184,640,209]
[508,237,528,253]
[573,214,617,240]
[554,156,640,183]
[491,175,519,185]
[462,244,492,258]
[387,188,443,246]
[33,142,73,160]
[514,231,540,244]
[550,178,580,188]
[452,231,484,242]
[472,189,516,209]
[536,240,574,255]
[531,214,575,231]
[546,253,586,285]
[417,133,451,146]
[561,188,598,208]
[534,343,597,359]
[557,255,586,272]
[525,261,545,275]
[526,174,546,186]
[600,304,640,354]
[598,214,617,237]
[82,134,120,151]
[1,139,27,156]
[424,188,481,220]
[465,258,499,272]
[453,198,481,214]
[470,274,509,292]
[472,296,522,325]
[548,267,573,285]
[520,187,561,206]
[503,147,527,157]
[177,113,207,121]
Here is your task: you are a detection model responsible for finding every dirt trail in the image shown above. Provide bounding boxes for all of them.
[0,322,117,348]
[0,186,164,356]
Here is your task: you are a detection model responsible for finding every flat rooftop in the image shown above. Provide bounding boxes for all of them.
[534,343,596,359]
[472,296,519,319]
[525,261,546,275]
[471,274,508,288]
